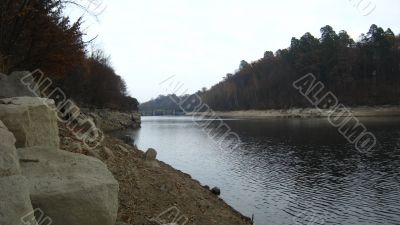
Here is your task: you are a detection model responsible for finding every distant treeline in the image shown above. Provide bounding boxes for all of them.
[202,25,400,111]
[0,0,138,111]
[139,94,201,115]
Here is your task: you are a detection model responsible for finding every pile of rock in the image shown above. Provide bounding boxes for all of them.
[0,96,119,225]
[84,109,141,131]
[0,120,37,225]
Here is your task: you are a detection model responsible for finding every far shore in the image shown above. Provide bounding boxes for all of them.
[187,106,400,119]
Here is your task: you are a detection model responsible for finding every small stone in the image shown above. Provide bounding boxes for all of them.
[211,187,221,196]
[102,146,114,159]
[144,148,157,161]
[118,144,129,153]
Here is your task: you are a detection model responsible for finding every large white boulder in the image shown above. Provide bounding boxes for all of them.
[0,120,20,176]
[0,97,59,148]
[18,147,119,225]
[0,120,37,225]
[0,175,37,225]
[0,120,17,146]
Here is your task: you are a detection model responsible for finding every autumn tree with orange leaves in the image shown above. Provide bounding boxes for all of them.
[0,0,138,111]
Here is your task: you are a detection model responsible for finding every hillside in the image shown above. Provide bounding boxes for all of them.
[201,25,400,111]
[140,93,203,116]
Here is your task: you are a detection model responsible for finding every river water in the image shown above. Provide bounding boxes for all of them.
[128,116,400,225]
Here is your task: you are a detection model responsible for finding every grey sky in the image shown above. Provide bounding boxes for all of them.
[68,0,400,103]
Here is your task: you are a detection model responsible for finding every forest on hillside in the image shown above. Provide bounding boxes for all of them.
[0,0,138,111]
[140,93,204,115]
[202,25,400,111]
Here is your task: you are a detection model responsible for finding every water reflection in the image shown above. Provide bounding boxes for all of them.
[128,116,400,225]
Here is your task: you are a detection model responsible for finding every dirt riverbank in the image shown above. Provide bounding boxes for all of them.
[59,122,252,225]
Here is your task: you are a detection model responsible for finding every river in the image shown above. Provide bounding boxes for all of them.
[128,116,400,225]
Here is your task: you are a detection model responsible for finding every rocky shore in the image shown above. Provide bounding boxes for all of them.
[60,117,252,225]
[0,97,119,225]
[83,108,141,131]
[189,106,400,119]
[0,71,252,225]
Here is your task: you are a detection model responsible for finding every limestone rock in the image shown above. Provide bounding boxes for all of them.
[0,120,21,177]
[0,120,16,147]
[0,175,37,225]
[0,97,59,148]
[144,148,157,161]
[0,121,36,225]
[18,147,119,225]
[144,148,159,168]
[0,71,39,98]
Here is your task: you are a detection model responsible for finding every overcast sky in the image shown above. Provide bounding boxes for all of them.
[68,0,400,103]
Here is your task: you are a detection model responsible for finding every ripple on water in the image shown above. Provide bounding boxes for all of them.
[133,116,400,225]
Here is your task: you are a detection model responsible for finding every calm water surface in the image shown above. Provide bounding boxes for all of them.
[128,116,400,225]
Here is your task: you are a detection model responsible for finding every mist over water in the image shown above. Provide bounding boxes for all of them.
[130,116,400,225]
